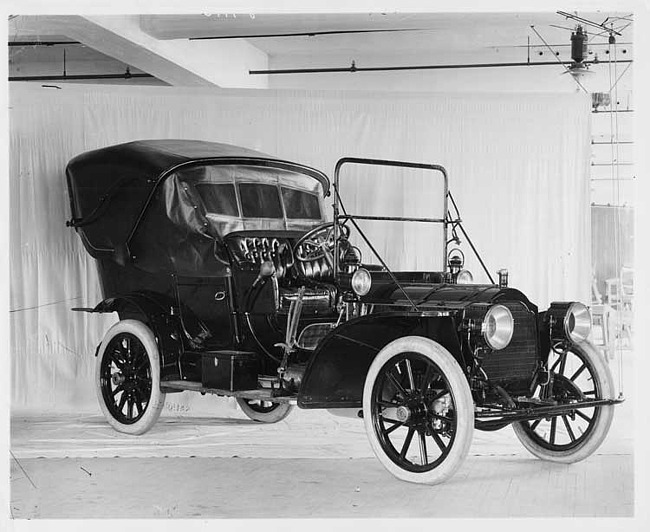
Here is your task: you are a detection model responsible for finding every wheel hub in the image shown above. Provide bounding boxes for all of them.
[395,406,411,422]
[111,372,126,386]
[404,398,429,428]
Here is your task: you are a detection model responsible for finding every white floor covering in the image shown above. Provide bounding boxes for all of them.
[9,347,637,520]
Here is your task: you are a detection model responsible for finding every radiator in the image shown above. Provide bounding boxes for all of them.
[480,301,539,383]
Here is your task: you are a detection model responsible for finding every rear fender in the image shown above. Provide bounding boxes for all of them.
[83,292,184,380]
[297,313,464,409]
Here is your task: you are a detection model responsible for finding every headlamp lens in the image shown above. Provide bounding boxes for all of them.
[482,304,514,350]
[564,302,591,342]
[351,268,372,296]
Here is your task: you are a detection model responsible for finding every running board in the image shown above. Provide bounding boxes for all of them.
[160,380,297,404]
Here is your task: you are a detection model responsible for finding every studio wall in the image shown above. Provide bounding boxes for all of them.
[9,83,592,413]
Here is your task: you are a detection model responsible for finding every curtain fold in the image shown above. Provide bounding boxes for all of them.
[9,84,591,413]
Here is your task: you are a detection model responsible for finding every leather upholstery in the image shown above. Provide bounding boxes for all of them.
[293,255,333,283]
[226,235,293,279]
[225,233,334,283]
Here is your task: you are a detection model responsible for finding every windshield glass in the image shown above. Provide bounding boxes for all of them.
[175,163,326,234]
[240,183,283,218]
[282,187,321,219]
[194,183,238,217]
[337,162,447,271]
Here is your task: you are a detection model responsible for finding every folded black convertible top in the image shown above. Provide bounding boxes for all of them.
[65,140,330,274]
[67,139,274,180]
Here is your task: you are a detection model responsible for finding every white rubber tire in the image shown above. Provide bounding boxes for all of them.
[236,398,294,423]
[363,336,474,485]
[512,340,615,463]
[95,320,166,435]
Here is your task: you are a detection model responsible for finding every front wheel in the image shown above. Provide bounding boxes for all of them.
[363,336,474,485]
[95,320,166,435]
[512,340,615,463]
[236,398,293,423]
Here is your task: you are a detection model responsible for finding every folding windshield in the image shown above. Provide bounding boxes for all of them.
[174,164,326,235]
[334,158,448,272]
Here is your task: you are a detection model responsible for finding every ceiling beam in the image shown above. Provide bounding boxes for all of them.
[9,15,269,88]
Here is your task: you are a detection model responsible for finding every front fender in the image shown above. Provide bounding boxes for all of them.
[297,313,464,409]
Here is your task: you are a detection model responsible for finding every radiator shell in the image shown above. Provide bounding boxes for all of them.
[480,301,540,384]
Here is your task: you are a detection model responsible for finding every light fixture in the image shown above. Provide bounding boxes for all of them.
[546,302,592,343]
[481,305,515,350]
[351,268,372,296]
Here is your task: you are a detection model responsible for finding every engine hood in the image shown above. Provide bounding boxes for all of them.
[360,273,536,312]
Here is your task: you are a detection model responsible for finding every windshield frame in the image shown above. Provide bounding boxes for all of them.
[332,157,449,280]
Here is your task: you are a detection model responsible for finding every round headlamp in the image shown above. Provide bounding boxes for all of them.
[351,268,372,296]
[457,270,474,284]
[482,304,514,350]
[564,302,591,342]
[547,302,592,343]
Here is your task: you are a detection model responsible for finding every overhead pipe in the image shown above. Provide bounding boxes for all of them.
[249,59,632,75]
[8,41,83,47]
[8,39,631,49]
[9,73,154,81]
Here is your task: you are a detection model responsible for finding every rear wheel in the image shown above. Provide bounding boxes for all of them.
[95,320,166,435]
[363,336,474,485]
[512,341,615,463]
[236,398,293,423]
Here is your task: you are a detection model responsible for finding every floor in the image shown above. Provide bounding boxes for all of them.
[9,346,638,521]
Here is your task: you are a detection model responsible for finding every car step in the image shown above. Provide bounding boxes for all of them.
[159,380,297,404]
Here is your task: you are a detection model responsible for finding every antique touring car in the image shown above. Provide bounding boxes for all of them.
[66,140,622,484]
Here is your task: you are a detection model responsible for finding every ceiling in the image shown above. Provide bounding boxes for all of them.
[140,12,630,56]
[140,12,622,46]
[8,11,634,86]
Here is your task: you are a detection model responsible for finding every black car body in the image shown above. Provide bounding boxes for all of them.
[67,140,622,484]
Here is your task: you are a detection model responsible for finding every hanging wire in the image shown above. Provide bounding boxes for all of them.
[607,27,625,398]
[607,62,632,95]
[530,25,588,93]
[9,296,83,313]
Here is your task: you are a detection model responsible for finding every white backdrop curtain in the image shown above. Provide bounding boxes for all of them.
[9,84,591,413]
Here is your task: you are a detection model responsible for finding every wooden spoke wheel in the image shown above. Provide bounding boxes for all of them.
[363,336,474,485]
[96,320,165,435]
[513,341,615,462]
[236,398,293,423]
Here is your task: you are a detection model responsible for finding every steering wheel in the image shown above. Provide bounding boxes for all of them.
[294,222,350,262]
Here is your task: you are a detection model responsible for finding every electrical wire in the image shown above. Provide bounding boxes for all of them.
[606,62,632,95]
[10,296,82,313]
[607,28,625,398]
[530,25,588,93]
